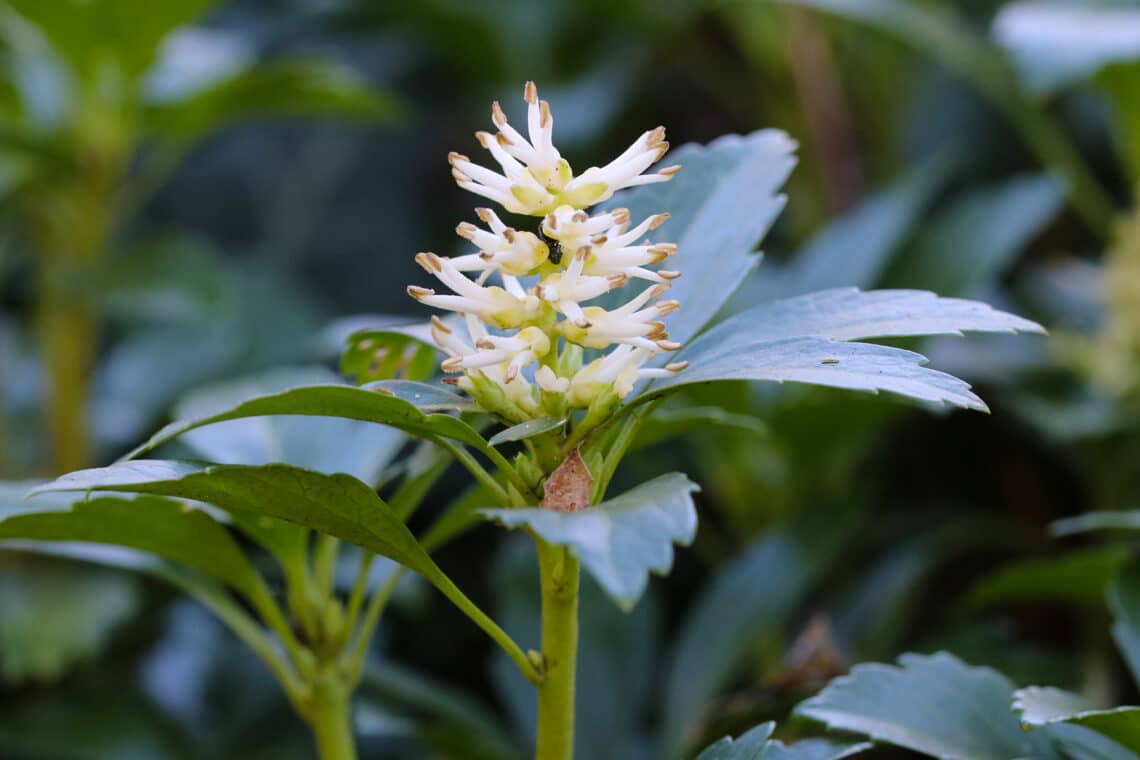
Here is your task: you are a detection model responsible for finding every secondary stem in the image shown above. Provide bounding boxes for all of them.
[534,538,580,760]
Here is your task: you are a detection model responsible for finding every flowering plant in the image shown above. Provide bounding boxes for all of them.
[1,82,1043,759]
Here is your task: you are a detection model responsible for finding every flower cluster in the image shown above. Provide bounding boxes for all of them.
[408,82,686,422]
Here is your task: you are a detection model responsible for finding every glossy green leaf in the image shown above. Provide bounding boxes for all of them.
[145,59,397,142]
[124,381,487,461]
[692,723,774,760]
[641,289,1043,411]
[28,461,506,652]
[1015,687,1140,755]
[604,129,796,345]
[30,461,438,579]
[662,514,851,757]
[483,473,699,609]
[795,651,1062,759]
[761,739,872,760]
[488,417,566,447]
[173,366,406,483]
[1,492,263,598]
[884,175,1063,297]
[992,3,1140,95]
[341,326,438,384]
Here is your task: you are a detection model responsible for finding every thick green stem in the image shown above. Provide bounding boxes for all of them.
[308,667,357,760]
[534,539,580,760]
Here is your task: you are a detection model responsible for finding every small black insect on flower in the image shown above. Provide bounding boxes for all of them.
[538,227,564,266]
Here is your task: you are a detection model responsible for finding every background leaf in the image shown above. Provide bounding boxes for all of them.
[795,651,1062,759]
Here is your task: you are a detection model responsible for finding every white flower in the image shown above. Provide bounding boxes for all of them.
[558,283,681,351]
[451,207,550,276]
[536,246,626,326]
[441,325,551,384]
[543,205,679,284]
[448,81,679,216]
[566,345,688,407]
[408,252,540,329]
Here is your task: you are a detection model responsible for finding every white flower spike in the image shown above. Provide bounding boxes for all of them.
[410,82,687,415]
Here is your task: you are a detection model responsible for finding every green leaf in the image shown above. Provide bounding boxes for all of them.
[992,3,1140,96]
[123,381,488,461]
[1014,687,1140,755]
[662,514,851,757]
[144,59,398,142]
[2,492,264,599]
[1108,559,1140,690]
[963,547,1130,611]
[483,473,699,609]
[30,461,440,580]
[605,129,796,345]
[1053,510,1140,538]
[641,289,1043,411]
[692,723,774,760]
[795,651,1062,759]
[341,326,438,384]
[6,0,220,83]
[760,739,872,760]
[172,366,406,483]
[0,559,140,683]
[488,417,566,447]
[632,406,766,451]
[883,175,1064,297]
[785,153,954,294]
[1101,62,1140,185]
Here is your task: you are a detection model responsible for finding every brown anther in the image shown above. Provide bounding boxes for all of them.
[665,361,689,373]
[657,340,682,351]
[504,365,519,383]
[646,126,666,146]
[524,81,538,104]
[430,315,451,333]
[651,243,677,257]
[606,273,629,289]
[611,209,630,225]
[496,133,513,147]
[441,376,461,386]
[574,246,590,261]
[475,338,496,350]
[475,131,493,148]
[571,210,589,223]
[491,101,507,127]
[479,252,494,260]
[415,252,442,272]
[658,270,682,281]
[503,228,516,243]
[539,100,552,128]
[649,213,670,230]
[591,235,608,246]
[407,286,435,300]
[574,317,591,329]
[447,151,469,165]
[456,222,477,239]
[545,214,558,230]
[659,165,682,177]
[655,299,681,315]
[649,284,672,298]
[441,357,464,372]
[646,321,668,339]
[476,207,495,223]
[655,141,671,158]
